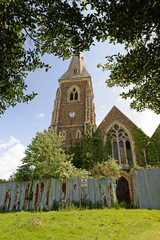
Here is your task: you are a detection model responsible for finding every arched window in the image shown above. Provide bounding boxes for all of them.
[111,124,133,165]
[76,130,81,139]
[69,87,79,101]
[74,68,78,74]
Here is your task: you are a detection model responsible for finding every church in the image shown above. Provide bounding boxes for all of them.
[50,52,140,166]
[49,53,160,203]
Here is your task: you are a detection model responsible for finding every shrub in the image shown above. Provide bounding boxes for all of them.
[91,157,120,179]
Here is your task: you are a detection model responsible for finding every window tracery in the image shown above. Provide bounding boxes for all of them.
[111,124,133,165]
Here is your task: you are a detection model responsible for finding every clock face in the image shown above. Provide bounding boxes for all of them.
[69,112,76,118]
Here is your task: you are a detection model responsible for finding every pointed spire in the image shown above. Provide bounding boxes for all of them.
[59,52,90,80]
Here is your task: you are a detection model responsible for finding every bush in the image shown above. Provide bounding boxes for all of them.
[91,157,120,179]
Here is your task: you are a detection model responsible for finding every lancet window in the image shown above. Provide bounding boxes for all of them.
[74,68,78,74]
[76,130,81,139]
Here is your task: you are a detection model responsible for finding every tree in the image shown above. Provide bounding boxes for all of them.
[71,127,107,170]
[0,179,7,183]
[1,0,160,114]
[12,129,88,181]
[0,0,91,114]
[88,0,160,113]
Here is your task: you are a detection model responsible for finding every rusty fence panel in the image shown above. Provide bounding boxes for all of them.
[87,178,113,207]
[66,178,81,203]
[132,168,160,210]
[0,178,114,211]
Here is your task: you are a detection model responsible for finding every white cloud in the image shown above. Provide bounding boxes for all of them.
[0,136,19,151]
[38,113,45,118]
[116,97,160,137]
[0,137,26,180]
[135,110,160,137]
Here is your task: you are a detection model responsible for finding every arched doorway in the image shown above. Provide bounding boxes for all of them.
[116,177,131,203]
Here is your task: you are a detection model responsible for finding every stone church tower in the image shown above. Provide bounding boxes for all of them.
[50,53,96,149]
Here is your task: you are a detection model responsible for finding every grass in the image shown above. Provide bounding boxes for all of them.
[0,208,160,240]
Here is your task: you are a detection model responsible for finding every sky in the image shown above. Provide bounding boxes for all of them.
[0,40,160,180]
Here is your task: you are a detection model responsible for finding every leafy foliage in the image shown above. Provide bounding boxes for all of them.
[147,126,160,166]
[146,140,159,166]
[131,126,149,166]
[91,157,120,179]
[55,161,89,181]
[99,46,160,113]
[1,0,160,114]
[105,130,112,158]
[70,127,107,170]
[12,129,88,181]
[0,179,7,183]
[93,1,160,113]
[131,125,160,167]
[0,0,48,114]
[0,0,92,114]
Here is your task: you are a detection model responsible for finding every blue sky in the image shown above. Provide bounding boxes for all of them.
[0,40,159,179]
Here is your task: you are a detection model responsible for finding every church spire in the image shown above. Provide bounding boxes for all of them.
[59,52,90,80]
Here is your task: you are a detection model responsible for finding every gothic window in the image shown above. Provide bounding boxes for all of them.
[76,130,81,139]
[74,68,78,74]
[111,124,133,165]
[69,87,79,101]
[113,141,119,164]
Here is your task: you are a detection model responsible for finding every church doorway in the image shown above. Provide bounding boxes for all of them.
[116,177,131,204]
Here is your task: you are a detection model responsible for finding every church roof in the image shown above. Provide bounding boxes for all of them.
[59,52,91,80]
[98,105,137,134]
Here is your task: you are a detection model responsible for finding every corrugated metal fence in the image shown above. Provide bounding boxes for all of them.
[0,178,114,211]
[132,168,160,209]
[1,169,159,211]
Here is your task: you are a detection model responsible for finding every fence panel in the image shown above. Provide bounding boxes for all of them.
[0,178,114,211]
[132,168,160,209]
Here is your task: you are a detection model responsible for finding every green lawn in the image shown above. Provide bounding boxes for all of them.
[0,209,160,240]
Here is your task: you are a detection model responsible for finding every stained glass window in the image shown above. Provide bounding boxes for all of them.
[113,141,119,164]
[114,125,119,130]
